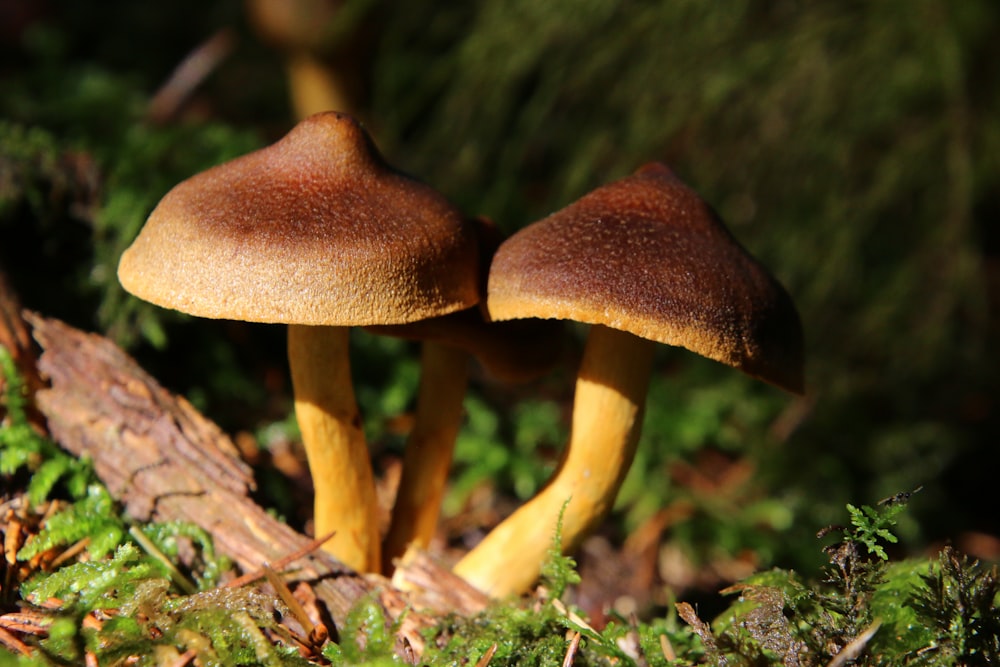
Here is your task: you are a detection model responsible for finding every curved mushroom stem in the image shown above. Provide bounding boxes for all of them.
[453,325,655,597]
[288,324,380,572]
[382,341,469,572]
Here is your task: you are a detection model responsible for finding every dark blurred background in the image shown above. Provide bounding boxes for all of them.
[1,0,997,612]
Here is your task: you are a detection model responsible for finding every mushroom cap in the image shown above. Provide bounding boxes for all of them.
[118,112,479,326]
[487,163,805,393]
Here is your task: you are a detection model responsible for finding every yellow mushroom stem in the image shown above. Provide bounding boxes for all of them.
[288,324,380,572]
[453,324,655,597]
[285,52,354,119]
[383,341,469,572]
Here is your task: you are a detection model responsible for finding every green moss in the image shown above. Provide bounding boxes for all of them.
[1,347,97,505]
[17,485,126,560]
[322,594,402,665]
[420,522,681,666]
[681,498,1000,665]
[909,547,1000,664]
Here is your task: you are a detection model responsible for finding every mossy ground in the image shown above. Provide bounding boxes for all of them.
[2,354,998,664]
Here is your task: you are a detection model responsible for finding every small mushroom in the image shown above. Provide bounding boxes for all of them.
[452,163,804,596]
[245,0,372,118]
[372,218,565,572]
[372,308,565,571]
[118,112,479,573]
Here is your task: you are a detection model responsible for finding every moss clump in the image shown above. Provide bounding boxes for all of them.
[911,547,1000,664]
[0,347,94,505]
[683,494,1000,665]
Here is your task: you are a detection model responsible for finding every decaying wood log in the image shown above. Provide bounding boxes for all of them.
[18,312,488,657]
[391,546,489,616]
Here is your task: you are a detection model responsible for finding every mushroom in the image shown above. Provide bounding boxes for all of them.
[372,218,566,572]
[117,111,479,573]
[372,308,565,571]
[245,0,373,119]
[452,163,804,596]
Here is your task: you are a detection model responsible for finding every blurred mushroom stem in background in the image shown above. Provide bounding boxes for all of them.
[246,0,374,119]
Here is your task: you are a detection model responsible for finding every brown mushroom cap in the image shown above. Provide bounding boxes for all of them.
[118,111,479,325]
[487,163,804,393]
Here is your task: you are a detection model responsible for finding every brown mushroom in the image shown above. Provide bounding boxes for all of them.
[452,163,804,596]
[118,111,479,572]
[372,217,566,572]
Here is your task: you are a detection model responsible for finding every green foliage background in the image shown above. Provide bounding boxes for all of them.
[2,0,998,583]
